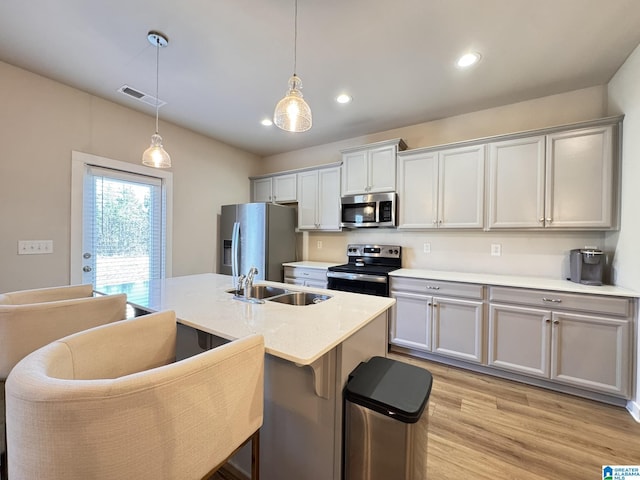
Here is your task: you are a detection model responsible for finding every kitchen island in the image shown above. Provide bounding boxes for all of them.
[98,273,395,480]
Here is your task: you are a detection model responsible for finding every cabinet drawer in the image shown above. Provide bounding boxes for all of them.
[489,287,631,317]
[390,277,484,300]
[284,266,328,282]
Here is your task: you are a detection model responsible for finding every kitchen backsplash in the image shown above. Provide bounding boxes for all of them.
[302,230,608,281]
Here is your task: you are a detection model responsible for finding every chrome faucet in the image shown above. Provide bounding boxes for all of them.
[244,267,258,299]
[235,274,246,296]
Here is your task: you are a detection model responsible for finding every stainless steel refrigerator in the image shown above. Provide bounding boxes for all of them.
[219,202,297,282]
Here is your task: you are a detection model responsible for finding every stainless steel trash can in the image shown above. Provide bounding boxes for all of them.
[344,356,433,480]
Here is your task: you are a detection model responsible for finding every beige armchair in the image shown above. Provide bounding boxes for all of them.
[0,284,127,480]
[5,310,265,480]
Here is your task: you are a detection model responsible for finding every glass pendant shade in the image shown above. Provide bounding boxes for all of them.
[142,31,171,168]
[142,133,171,168]
[274,75,312,132]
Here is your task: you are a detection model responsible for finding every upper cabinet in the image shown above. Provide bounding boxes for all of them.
[488,122,617,229]
[297,166,341,231]
[545,126,614,229]
[341,138,407,195]
[487,136,546,228]
[251,173,297,203]
[397,144,485,229]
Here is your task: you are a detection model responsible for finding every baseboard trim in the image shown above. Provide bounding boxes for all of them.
[626,399,640,423]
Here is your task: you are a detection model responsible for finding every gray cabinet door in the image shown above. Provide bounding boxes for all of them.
[550,311,630,397]
[488,303,550,378]
[545,125,613,228]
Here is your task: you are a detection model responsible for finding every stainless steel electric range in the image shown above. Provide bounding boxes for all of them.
[327,244,402,297]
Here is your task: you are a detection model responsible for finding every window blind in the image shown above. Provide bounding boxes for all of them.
[83,165,166,288]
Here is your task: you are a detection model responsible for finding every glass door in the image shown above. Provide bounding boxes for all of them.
[82,165,166,289]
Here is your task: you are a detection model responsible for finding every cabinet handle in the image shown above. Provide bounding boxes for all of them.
[425,285,440,290]
[427,302,432,307]
[538,217,544,223]
[433,302,438,307]
[542,298,562,303]
[553,319,560,325]
[438,219,442,225]
[432,219,437,225]
[546,217,552,223]
[544,318,551,323]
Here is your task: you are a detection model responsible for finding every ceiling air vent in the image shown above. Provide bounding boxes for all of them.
[117,85,166,108]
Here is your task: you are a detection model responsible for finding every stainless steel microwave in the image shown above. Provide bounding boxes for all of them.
[340,192,397,228]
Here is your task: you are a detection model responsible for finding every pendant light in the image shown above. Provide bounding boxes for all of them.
[142,31,171,168]
[273,0,312,132]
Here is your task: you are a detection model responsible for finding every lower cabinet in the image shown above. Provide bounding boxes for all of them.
[390,277,634,401]
[390,277,484,363]
[284,266,328,289]
[488,287,632,398]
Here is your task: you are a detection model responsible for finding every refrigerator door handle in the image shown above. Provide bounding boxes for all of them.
[231,222,240,282]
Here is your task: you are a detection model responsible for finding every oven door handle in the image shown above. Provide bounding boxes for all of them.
[327,271,388,283]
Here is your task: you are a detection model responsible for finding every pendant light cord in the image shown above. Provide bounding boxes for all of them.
[154,37,160,135]
[293,0,298,76]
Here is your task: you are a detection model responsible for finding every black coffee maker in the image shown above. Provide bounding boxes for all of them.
[569,248,604,286]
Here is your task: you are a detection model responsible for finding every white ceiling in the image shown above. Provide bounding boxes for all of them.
[1,0,640,157]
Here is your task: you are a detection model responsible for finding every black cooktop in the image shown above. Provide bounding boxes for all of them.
[328,243,402,275]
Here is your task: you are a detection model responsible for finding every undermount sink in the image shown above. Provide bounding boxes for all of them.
[227,285,332,306]
[227,285,288,299]
[268,292,332,306]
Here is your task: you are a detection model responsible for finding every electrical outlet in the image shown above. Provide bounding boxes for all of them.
[18,240,53,255]
[317,240,323,249]
[491,244,502,256]
[423,242,431,254]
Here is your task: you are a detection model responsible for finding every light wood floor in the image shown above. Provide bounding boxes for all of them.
[391,353,640,479]
[214,354,640,480]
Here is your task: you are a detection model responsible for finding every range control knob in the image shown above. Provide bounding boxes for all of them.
[394,249,399,254]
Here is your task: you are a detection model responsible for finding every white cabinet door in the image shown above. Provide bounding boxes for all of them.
[341,150,368,195]
[297,167,341,231]
[488,303,550,378]
[368,144,397,193]
[550,311,630,396]
[438,145,485,229]
[432,296,484,363]
[397,145,484,229]
[488,136,545,228]
[252,177,272,202]
[297,170,319,230]
[342,140,402,195]
[545,125,613,228]
[273,174,297,203]
[397,150,438,228]
[390,291,431,352]
[317,167,341,230]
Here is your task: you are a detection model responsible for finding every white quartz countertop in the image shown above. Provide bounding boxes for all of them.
[98,273,394,365]
[389,269,639,298]
[283,261,342,269]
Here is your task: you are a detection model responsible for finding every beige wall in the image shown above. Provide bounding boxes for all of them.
[605,42,640,418]
[263,86,610,279]
[0,61,259,292]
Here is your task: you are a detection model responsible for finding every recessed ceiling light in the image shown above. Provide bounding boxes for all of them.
[261,118,273,126]
[336,94,352,104]
[457,52,481,68]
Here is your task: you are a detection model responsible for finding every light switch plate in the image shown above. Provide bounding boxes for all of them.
[18,240,53,255]
[491,243,502,256]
